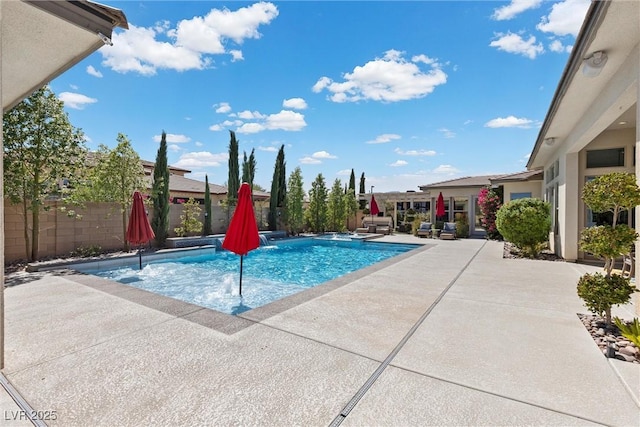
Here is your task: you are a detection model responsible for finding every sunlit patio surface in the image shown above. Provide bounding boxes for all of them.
[2,236,638,426]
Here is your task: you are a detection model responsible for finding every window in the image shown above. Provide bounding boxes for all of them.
[453,198,468,221]
[586,148,624,168]
[510,192,531,200]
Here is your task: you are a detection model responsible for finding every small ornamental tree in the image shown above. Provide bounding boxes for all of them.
[286,167,305,235]
[577,172,640,327]
[496,198,551,258]
[174,198,203,237]
[478,186,502,240]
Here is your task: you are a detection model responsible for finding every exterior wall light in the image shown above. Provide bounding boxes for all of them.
[582,51,608,77]
[544,137,556,146]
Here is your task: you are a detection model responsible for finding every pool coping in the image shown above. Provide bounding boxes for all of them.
[57,242,434,335]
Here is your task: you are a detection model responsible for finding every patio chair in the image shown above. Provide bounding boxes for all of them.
[417,222,432,238]
[439,222,457,240]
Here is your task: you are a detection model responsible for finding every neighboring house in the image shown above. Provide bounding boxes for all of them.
[140,160,270,205]
[526,0,639,262]
[372,171,542,236]
[1,0,129,369]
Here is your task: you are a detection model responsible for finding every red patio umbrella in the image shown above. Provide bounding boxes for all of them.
[222,182,260,296]
[436,192,446,221]
[370,193,380,227]
[126,191,155,269]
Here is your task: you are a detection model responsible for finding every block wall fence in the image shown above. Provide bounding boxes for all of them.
[4,199,269,263]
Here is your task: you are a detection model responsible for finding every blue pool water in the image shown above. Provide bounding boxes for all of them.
[85,238,419,315]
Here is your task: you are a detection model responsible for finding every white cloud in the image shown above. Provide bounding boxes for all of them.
[492,0,542,20]
[282,97,308,110]
[236,122,266,134]
[58,92,97,110]
[366,133,401,144]
[209,124,224,131]
[464,120,473,125]
[229,50,244,62]
[153,133,191,143]
[100,3,278,75]
[101,25,209,75]
[215,102,231,113]
[336,169,351,176]
[168,144,182,152]
[484,115,535,128]
[173,2,279,52]
[258,146,278,152]
[237,110,266,120]
[299,156,321,165]
[537,0,590,37]
[548,39,572,53]
[86,65,103,78]
[433,165,460,174]
[312,49,447,103]
[394,148,437,157]
[312,151,337,159]
[438,128,455,139]
[195,141,203,147]
[173,151,228,168]
[265,110,306,131]
[490,32,544,59]
[390,160,408,167]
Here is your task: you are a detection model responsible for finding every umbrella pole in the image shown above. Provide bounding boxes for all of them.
[138,245,142,270]
[239,255,244,297]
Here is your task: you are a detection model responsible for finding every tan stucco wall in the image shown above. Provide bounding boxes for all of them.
[4,199,270,263]
[502,181,542,203]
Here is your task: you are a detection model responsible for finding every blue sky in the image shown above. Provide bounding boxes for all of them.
[51,0,590,193]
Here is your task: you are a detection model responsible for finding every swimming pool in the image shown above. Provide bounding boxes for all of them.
[81,238,420,315]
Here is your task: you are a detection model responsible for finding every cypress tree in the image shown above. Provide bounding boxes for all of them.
[203,174,212,235]
[359,172,366,209]
[227,130,240,206]
[268,145,286,230]
[349,169,356,193]
[151,130,170,248]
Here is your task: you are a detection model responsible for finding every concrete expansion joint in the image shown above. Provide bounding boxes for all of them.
[328,241,487,426]
[0,372,46,427]
[386,366,611,426]
[608,359,640,408]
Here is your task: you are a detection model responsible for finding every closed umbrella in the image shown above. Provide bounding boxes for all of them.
[126,191,155,269]
[222,182,260,296]
[436,192,446,221]
[370,193,380,227]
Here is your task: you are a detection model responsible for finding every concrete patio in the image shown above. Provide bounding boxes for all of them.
[2,236,639,426]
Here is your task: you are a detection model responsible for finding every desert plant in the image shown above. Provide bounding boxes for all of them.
[577,273,636,326]
[496,198,551,258]
[613,317,640,348]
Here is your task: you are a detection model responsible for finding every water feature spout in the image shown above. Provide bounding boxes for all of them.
[259,235,270,246]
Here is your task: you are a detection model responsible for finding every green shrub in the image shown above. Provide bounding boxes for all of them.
[613,317,640,348]
[496,198,550,258]
[577,273,637,326]
[580,225,637,275]
[70,245,103,258]
[454,213,469,238]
